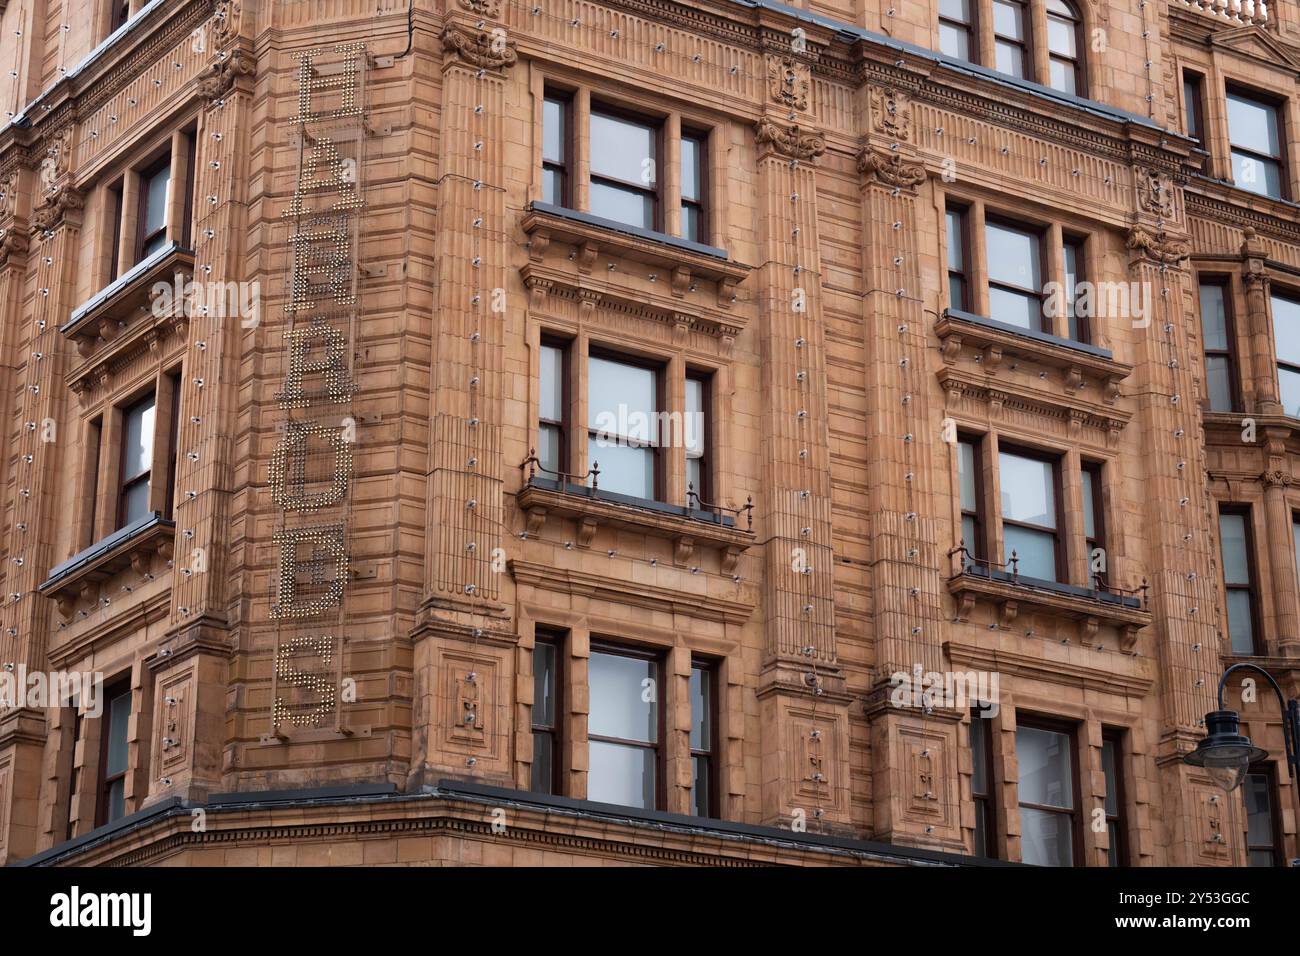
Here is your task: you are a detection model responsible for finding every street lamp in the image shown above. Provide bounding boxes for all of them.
[1183,663,1300,793]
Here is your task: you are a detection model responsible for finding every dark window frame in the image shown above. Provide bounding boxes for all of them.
[1062,232,1088,342]
[1272,287,1300,413]
[587,639,666,812]
[970,708,997,858]
[946,203,971,313]
[530,629,564,796]
[685,368,711,506]
[1183,70,1206,144]
[992,0,1033,81]
[1199,277,1241,413]
[541,88,573,209]
[1218,503,1263,656]
[998,442,1064,581]
[680,127,709,244]
[588,101,664,234]
[1045,0,1084,96]
[1081,458,1106,588]
[1225,84,1288,201]
[134,150,173,265]
[1015,713,1083,867]
[1102,728,1127,866]
[1245,763,1283,867]
[958,432,986,564]
[985,214,1048,332]
[586,345,665,502]
[538,334,572,478]
[116,389,157,529]
[939,0,978,64]
[95,677,132,828]
[689,656,719,818]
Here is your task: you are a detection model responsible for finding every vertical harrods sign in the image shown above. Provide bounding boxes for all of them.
[264,43,368,739]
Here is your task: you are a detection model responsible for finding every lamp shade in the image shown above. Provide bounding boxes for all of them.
[1183,710,1269,792]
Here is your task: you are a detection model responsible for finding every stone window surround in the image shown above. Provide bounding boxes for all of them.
[940,188,1094,346]
[948,424,1120,593]
[516,614,733,818]
[528,66,725,250]
[936,0,1089,97]
[526,320,730,513]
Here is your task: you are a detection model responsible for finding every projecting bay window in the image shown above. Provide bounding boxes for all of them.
[530,633,562,795]
[999,448,1061,582]
[970,710,996,857]
[937,0,1086,95]
[588,644,661,811]
[1227,89,1285,200]
[689,660,717,818]
[1199,280,1239,413]
[1016,719,1079,866]
[538,84,711,242]
[1245,766,1283,866]
[1218,507,1261,656]
[102,127,196,286]
[1101,731,1126,866]
[1272,292,1300,417]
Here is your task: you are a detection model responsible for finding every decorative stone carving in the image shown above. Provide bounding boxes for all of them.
[0,229,28,268]
[1137,167,1174,219]
[197,47,256,103]
[1125,226,1190,265]
[755,119,825,162]
[766,54,810,113]
[38,126,73,192]
[441,23,518,71]
[212,0,241,44]
[857,148,927,189]
[458,0,501,15]
[29,184,83,235]
[870,86,911,142]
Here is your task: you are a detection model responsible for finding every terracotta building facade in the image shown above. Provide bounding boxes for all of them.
[0,0,1296,867]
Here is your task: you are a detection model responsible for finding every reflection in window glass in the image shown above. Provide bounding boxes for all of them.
[1219,511,1257,655]
[1272,293,1300,416]
[1200,283,1235,412]
[587,356,657,499]
[1017,725,1075,867]
[1227,92,1283,199]
[1000,451,1058,581]
[588,649,658,810]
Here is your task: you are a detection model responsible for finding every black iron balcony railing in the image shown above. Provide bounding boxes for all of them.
[947,542,1149,611]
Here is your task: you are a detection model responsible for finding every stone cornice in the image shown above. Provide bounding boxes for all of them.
[1186,186,1300,247]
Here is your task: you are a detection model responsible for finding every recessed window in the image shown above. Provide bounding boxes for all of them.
[985,220,1044,331]
[587,354,659,500]
[685,373,709,506]
[537,340,568,477]
[109,0,131,33]
[1199,281,1237,413]
[689,660,716,817]
[137,159,171,261]
[119,392,156,528]
[1227,90,1284,199]
[680,132,707,243]
[1218,508,1260,656]
[1292,512,1300,592]
[999,449,1060,581]
[1271,292,1300,417]
[970,711,996,857]
[1062,236,1086,341]
[1016,722,1077,866]
[542,93,570,207]
[96,681,132,827]
[946,206,969,312]
[587,645,660,810]
[958,436,983,568]
[1081,460,1105,587]
[992,0,1030,79]
[1101,731,1126,866]
[1046,0,1082,95]
[939,0,975,61]
[1245,766,1282,866]
[104,129,196,285]
[590,108,659,231]
[1183,71,1205,144]
[530,633,562,795]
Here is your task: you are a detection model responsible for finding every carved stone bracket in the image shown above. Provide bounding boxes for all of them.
[198,47,256,104]
[857,149,927,190]
[755,119,825,163]
[29,184,84,236]
[1126,226,1190,265]
[441,23,517,71]
[869,86,912,142]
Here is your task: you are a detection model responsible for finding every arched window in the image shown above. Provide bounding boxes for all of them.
[1046,0,1083,95]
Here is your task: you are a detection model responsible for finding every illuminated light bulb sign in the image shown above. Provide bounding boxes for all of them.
[266,42,368,737]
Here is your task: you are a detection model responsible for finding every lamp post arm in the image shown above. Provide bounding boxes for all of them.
[1216,662,1300,781]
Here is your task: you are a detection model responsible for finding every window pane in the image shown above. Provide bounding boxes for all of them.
[999,452,1056,528]
[970,717,988,793]
[1080,468,1096,540]
[1227,93,1281,157]
[939,0,970,21]
[588,739,656,809]
[540,345,563,421]
[530,732,554,793]
[1017,726,1073,809]
[1047,17,1076,56]
[1244,773,1274,846]
[543,97,565,164]
[1206,357,1234,413]
[690,665,712,751]
[1184,77,1201,140]
[1049,59,1076,96]
[588,436,654,498]
[143,165,170,238]
[680,136,702,202]
[1294,517,1300,591]
[682,204,703,243]
[533,642,556,727]
[1046,0,1074,15]
[1063,242,1081,339]
[105,689,131,777]
[1232,151,1282,198]
[121,480,151,526]
[1005,525,1057,580]
[949,274,966,312]
[946,210,965,271]
[107,778,126,824]
[1219,513,1250,585]
[993,0,1025,38]
[589,650,657,743]
[590,180,655,229]
[1019,807,1074,866]
[995,41,1027,79]
[962,514,978,564]
[1227,590,1256,655]
[1199,284,1229,351]
[958,440,978,512]
[1107,822,1119,867]
[588,357,656,441]
[691,755,712,817]
[1279,366,1300,417]
[1101,739,1118,816]
[1272,294,1300,365]
[123,396,156,479]
[542,167,563,206]
[986,223,1041,292]
[988,287,1041,330]
[938,23,971,60]
[538,424,561,476]
[685,378,705,456]
[590,111,656,186]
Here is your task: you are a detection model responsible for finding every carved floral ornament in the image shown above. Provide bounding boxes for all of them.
[754,119,825,162]
[197,47,256,103]
[1125,226,1190,265]
[441,23,517,71]
[212,0,241,44]
[458,0,502,16]
[29,184,84,236]
[857,148,927,190]
[766,54,810,113]
[869,86,911,142]
[1137,166,1175,219]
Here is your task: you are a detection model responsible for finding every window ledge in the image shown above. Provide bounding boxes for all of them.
[947,568,1150,651]
[937,309,1132,405]
[63,242,194,342]
[516,478,753,572]
[38,513,175,617]
[521,202,751,306]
